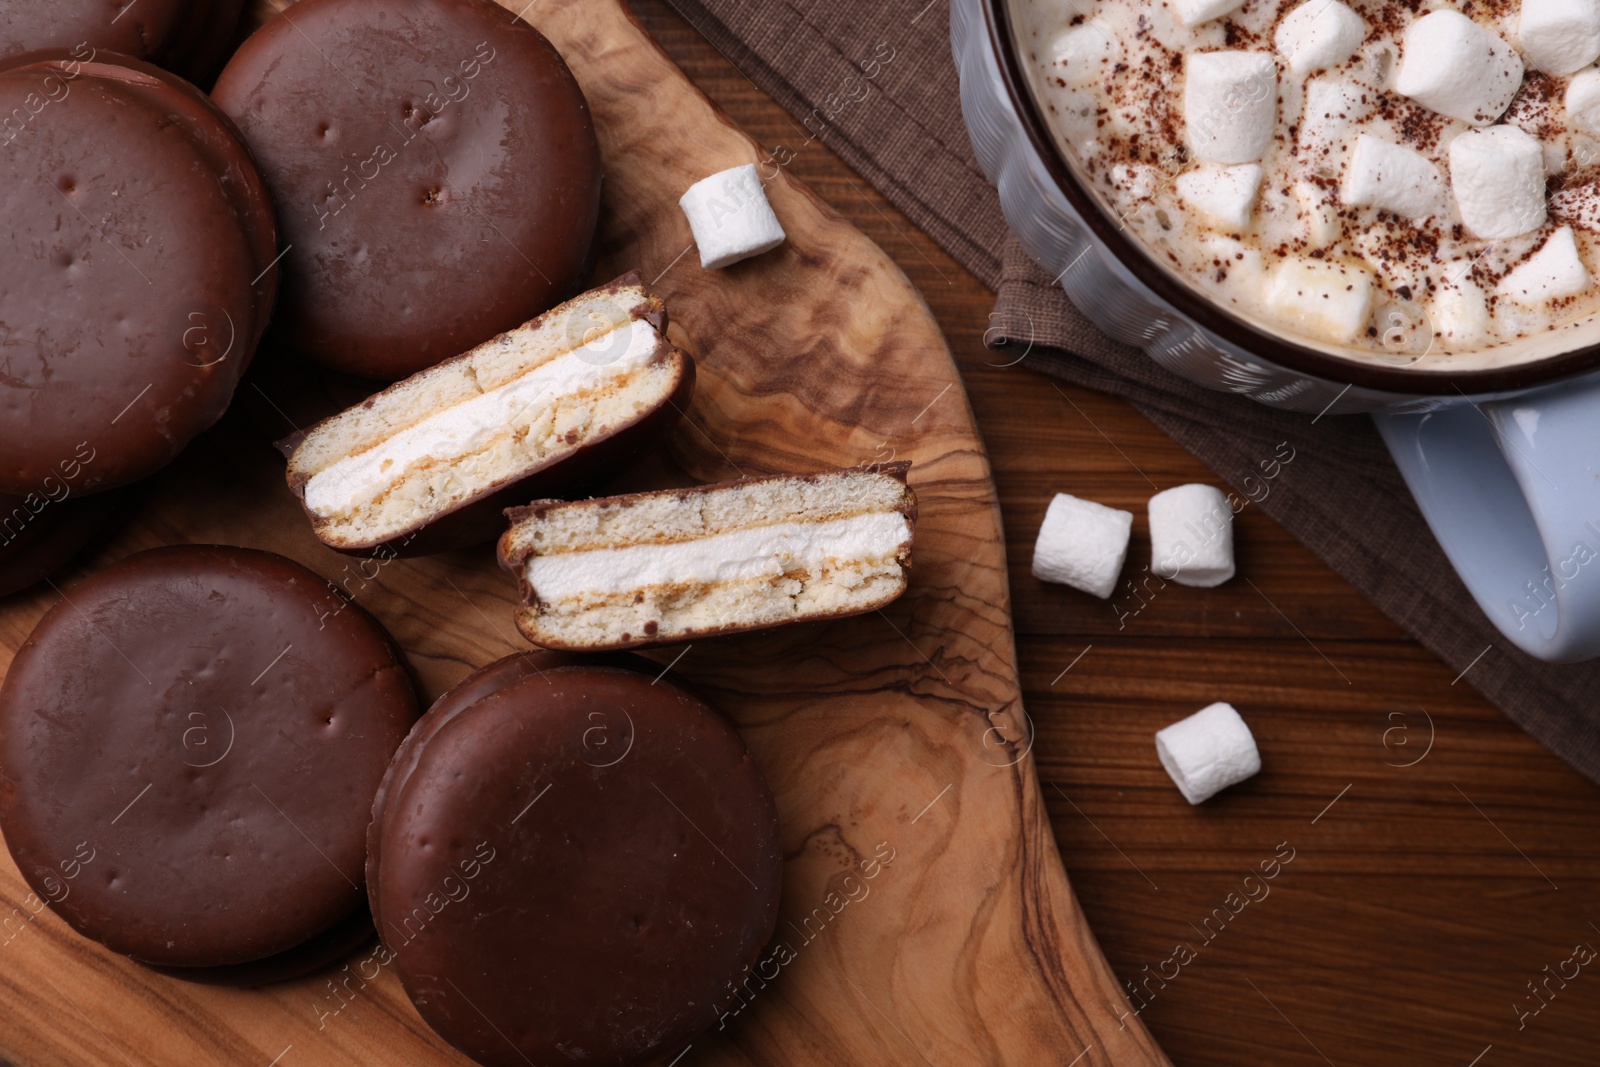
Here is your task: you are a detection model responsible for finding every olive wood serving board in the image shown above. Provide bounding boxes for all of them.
[0,0,1167,1063]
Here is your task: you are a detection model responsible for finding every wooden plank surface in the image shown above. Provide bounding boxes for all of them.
[630,2,1600,1064]
[0,1,1172,1064]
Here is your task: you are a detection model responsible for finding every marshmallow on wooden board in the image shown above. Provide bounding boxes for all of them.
[1341,134,1448,218]
[1567,68,1600,135]
[1149,484,1234,588]
[1497,226,1592,304]
[1176,164,1264,231]
[1031,492,1133,599]
[1449,126,1549,239]
[1185,51,1277,165]
[1520,0,1600,75]
[1156,702,1261,805]
[1172,0,1247,28]
[1048,22,1122,85]
[1262,256,1376,343]
[678,164,787,270]
[1274,0,1365,76]
[1394,11,1523,126]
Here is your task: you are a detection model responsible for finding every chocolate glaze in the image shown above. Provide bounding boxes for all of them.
[365,651,654,923]
[0,487,126,598]
[0,546,418,968]
[212,0,602,380]
[0,2,188,70]
[372,665,781,1067]
[0,53,275,496]
[149,905,376,988]
[285,273,695,558]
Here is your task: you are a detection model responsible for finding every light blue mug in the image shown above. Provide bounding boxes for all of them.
[955,0,1600,661]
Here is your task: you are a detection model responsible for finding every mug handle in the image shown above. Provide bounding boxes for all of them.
[1373,375,1600,662]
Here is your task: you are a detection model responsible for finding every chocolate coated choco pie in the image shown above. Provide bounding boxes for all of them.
[0,0,244,82]
[0,51,278,496]
[371,654,781,1067]
[213,0,602,380]
[0,546,417,971]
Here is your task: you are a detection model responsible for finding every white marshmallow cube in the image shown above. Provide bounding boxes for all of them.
[1449,126,1549,239]
[1176,164,1264,231]
[1567,68,1600,134]
[1172,0,1247,27]
[1048,22,1122,86]
[1185,51,1278,164]
[1430,279,1492,345]
[1156,702,1261,805]
[1263,256,1376,343]
[1341,134,1448,218]
[1274,0,1365,75]
[679,164,787,270]
[1520,0,1600,75]
[1031,492,1133,599]
[1149,484,1235,588]
[1394,11,1523,125]
[1294,181,1342,247]
[1497,226,1592,304]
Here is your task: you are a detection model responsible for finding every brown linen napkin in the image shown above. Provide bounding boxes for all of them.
[664,0,1600,782]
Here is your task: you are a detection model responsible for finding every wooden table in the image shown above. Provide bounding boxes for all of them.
[632,2,1600,1063]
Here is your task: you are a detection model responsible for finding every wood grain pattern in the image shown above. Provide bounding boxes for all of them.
[630,4,1600,1064]
[0,1,1166,1065]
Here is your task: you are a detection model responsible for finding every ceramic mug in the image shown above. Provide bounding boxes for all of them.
[954,0,1600,661]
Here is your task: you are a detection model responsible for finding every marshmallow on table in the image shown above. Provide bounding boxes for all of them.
[1520,0,1600,75]
[1185,51,1277,165]
[1156,702,1261,805]
[1262,255,1376,343]
[1340,134,1447,219]
[1567,68,1600,134]
[1172,0,1247,27]
[1048,22,1122,86]
[1031,492,1133,599]
[1149,484,1234,588]
[1176,164,1263,231]
[678,163,787,270]
[1274,0,1365,75]
[1449,126,1548,239]
[1394,11,1523,125]
[1497,226,1592,305]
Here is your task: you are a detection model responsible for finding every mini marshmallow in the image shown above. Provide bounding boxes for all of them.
[1520,0,1600,75]
[1185,51,1278,165]
[1497,226,1592,304]
[1274,0,1365,75]
[1155,702,1260,805]
[1294,181,1342,247]
[1430,279,1492,345]
[1173,0,1247,28]
[1296,75,1375,169]
[678,163,787,270]
[1449,126,1548,239]
[1567,68,1600,134]
[1394,11,1523,126]
[1149,484,1235,587]
[1031,492,1133,599]
[1341,134,1448,218]
[1048,22,1122,86]
[1262,256,1376,343]
[1176,164,1264,231]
